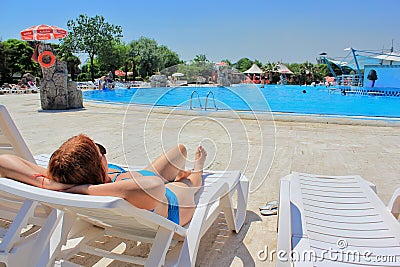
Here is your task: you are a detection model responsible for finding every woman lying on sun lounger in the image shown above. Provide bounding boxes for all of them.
[0,134,207,226]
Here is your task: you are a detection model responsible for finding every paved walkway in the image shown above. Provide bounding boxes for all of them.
[1,93,400,266]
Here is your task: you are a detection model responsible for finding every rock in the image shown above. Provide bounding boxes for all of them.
[38,44,83,110]
[149,75,167,87]
[67,80,83,109]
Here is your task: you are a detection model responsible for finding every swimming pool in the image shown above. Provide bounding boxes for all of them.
[83,85,400,118]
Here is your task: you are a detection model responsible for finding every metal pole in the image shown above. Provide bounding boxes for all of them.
[351,48,362,86]
[323,57,337,79]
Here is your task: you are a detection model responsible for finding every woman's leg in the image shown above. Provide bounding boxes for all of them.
[144,144,187,182]
[166,146,207,225]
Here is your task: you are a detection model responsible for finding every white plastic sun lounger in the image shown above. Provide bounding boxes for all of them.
[0,105,36,163]
[0,105,57,266]
[277,172,400,266]
[0,105,249,266]
[0,103,249,266]
[0,170,248,267]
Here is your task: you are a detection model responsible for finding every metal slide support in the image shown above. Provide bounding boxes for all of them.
[351,48,363,86]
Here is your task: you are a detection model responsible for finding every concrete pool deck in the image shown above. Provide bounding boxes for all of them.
[1,93,400,266]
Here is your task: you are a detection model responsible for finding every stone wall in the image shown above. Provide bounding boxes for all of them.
[38,44,83,110]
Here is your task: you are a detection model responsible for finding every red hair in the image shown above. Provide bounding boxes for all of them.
[48,134,107,185]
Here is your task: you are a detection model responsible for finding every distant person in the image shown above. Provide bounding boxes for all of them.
[302,90,307,94]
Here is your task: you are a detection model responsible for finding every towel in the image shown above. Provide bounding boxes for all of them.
[31,44,39,63]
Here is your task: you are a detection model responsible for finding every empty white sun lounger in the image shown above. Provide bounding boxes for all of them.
[277,172,400,266]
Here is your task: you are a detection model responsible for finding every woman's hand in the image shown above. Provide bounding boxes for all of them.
[44,178,75,191]
[64,184,90,194]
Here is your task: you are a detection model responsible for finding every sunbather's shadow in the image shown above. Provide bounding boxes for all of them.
[196,210,261,267]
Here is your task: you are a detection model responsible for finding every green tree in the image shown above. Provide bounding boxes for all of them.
[158,45,181,70]
[235,58,253,72]
[0,41,10,83]
[263,61,279,73]
[98,41,127,79]
[314,64,330,81]
[128,37,161,78]
[62,14,122,81]
[56,43,81,81]
[2,39,40,80]
[220,59,232,66]
[192,54,209,64]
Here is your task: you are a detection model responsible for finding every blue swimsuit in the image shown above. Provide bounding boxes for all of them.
[108,164,180,225]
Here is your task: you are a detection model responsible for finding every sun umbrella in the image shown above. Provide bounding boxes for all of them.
[277,63,293,74]
[115,70,126,76]
[20,24,67,41]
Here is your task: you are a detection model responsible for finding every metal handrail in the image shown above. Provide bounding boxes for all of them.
[205,91,218,111]
[190,91,203,110]
[336,74,363,87]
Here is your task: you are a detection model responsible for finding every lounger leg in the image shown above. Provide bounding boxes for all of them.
[145,226,174,267]
[0,200,39,266]
[221,174,249,233]
[276,178,292,267]
[0,199,38,253]
[388,187,400,219]
[28,209,76,267]
[177,204,208,267]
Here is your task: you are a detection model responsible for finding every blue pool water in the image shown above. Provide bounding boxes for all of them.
[83,85,400,118]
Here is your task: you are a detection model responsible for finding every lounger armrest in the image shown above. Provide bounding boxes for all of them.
[276,178,292,267]
[388,187,400,219]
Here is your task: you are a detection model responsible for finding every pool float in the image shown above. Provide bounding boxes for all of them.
[38,51,56,68]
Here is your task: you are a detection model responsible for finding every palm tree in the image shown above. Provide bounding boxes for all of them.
[300,61,315,84]
[262,62,279,83]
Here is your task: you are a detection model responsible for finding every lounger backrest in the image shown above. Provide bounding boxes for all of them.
[0,105,43,222]
[0,178,187,239]
[287,172,400,266]
[0,105,35,163]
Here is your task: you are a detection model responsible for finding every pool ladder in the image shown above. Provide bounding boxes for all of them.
[190,91,203,110]
[189,91,218,110]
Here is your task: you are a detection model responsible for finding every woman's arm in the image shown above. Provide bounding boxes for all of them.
[67,176,165,210]
[0,154,74,191]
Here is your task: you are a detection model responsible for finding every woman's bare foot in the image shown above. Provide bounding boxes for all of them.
[173,146,207,188]
[174,146,207,183]
[185,146,207,188]
[193,146,207,172]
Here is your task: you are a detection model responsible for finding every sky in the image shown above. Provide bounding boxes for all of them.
[2,0,400,65]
